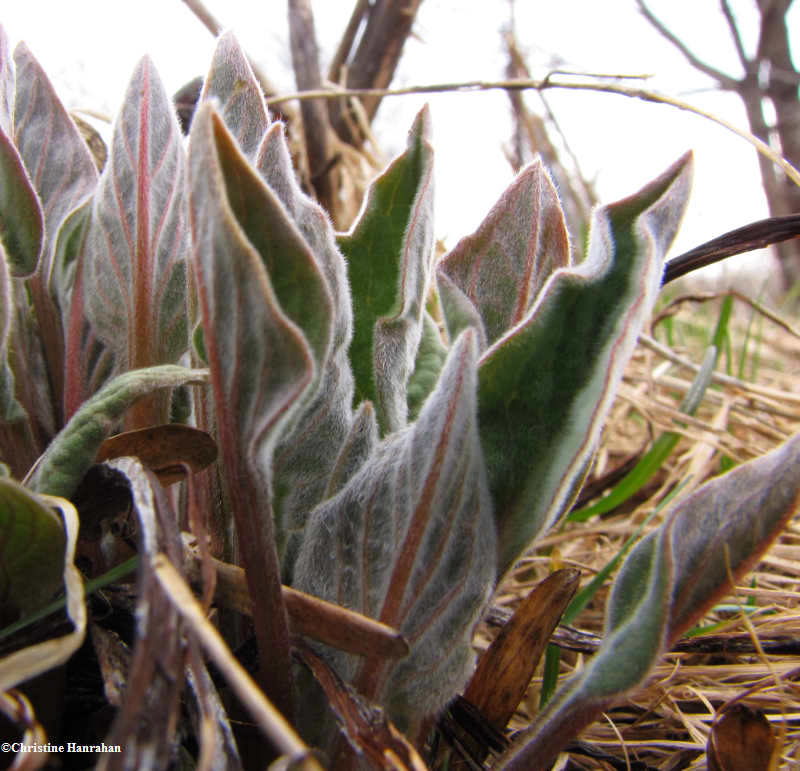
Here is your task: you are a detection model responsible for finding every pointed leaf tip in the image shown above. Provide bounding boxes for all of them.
[481,152,693,577]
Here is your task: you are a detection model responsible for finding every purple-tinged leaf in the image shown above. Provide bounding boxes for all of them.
[438,159,570,349]
[201,31,270,159]
[13,44,99,262]
[255,120,356,575]
[495,431,800,771]
[0,26,13,135]
[189,101,329,717]
[0,246,25,423]
[82,57,188,425]
[294,330,495,729]
[324,400,378,498]
[338,106,435,435]
[480,153,693,576]
[0,122,42,277]
[99,457,185,771]
[62,208,115,421]
[13,43,99,407]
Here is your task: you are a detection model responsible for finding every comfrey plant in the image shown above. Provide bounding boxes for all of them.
[1,27,800,771]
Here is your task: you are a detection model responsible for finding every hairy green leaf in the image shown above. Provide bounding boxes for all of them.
[438,159,570,349]
[338,106,435,434]
[406,310,448,421]
[480,152,693,575]
[0,129,42,277]
[201,31,269,159]
[254,120,355,575]
[0,246,25,422]
[294,330,495,728]
[28,364,207,499]
[82,56,189,420]
[0,477,66,617]
[188,101,319,715]
[497,430,800,771]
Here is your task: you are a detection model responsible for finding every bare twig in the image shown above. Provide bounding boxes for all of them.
[180,0,223,36]
[720,0,752,74]
[327,0,372,84]
[153,555,321,767]
[635,0,739,89]
[265,76,800,188]
[288,0,338,213]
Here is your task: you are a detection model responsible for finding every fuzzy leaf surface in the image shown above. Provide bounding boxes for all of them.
[338,106,435,434]
[294,330,495,726]
[82,56,188,411]
[189,101,325,714]
[13,43,98,278]
[406,310,448,421]
[0,248,24,422]
[201,31,270,159]
[0,26,12,135]
[0,129,42,277]
[438,159,570,349]
[28,364,208,499]
[480,153,693,575]
[255,120,355,574]
[496,430,800,771]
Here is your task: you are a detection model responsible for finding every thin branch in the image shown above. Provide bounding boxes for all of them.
[720,0,752,74]
[328,0,371,84]
[635,0,740,89]
[180,0,222,36]
[265,76,800,188]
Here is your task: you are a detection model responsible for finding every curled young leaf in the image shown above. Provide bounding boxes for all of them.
[28,364,208,499]
[294,330,495,728]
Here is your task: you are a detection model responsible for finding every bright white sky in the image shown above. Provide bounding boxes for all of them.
[3,1,798,285]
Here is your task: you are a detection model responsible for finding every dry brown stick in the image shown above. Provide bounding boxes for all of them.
[181,537,409,660]
[663,214,800,284]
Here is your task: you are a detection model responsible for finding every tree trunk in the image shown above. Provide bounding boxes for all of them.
[754,0,800,289]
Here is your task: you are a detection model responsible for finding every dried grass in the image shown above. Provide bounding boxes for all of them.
[490,292,800,769]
